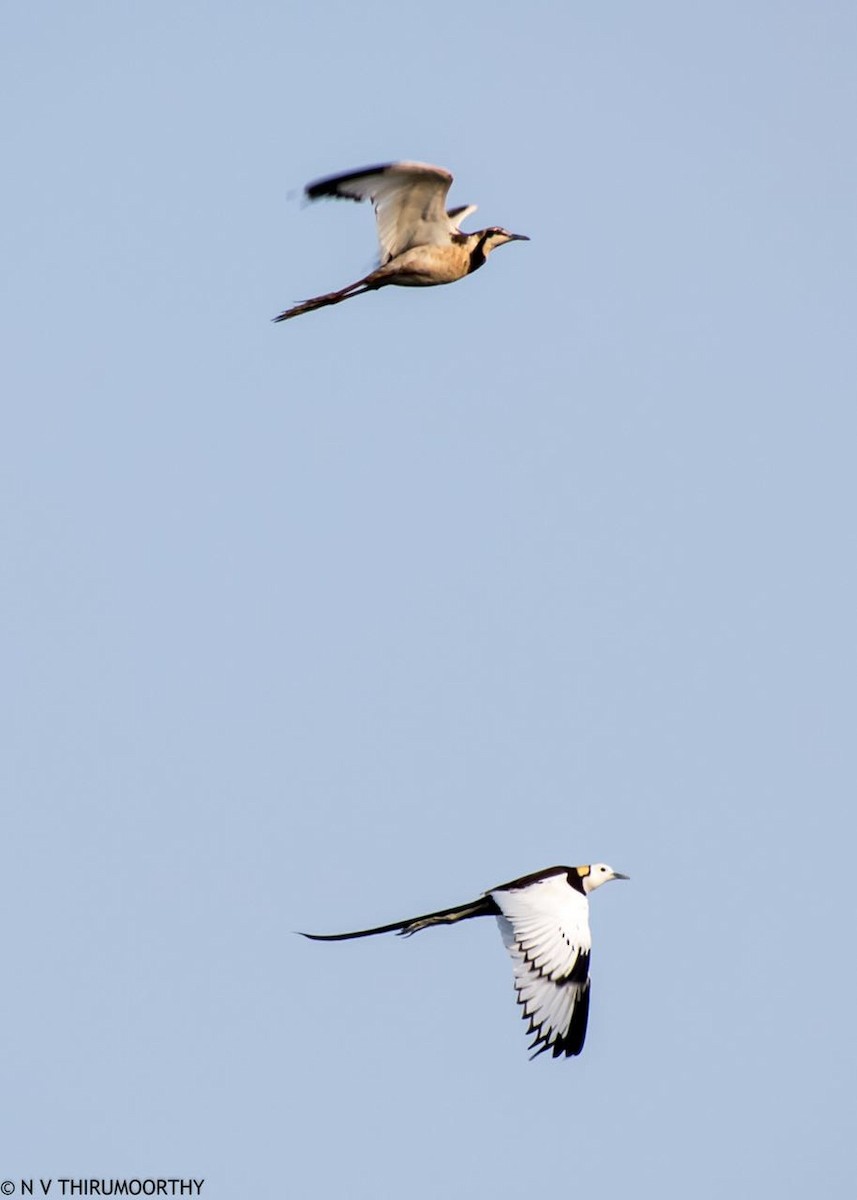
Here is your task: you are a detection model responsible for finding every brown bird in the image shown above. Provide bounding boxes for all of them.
[273,160,529,323]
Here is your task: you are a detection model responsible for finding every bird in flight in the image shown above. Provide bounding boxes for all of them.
[273,160,529,323]
[301,863,628,1059]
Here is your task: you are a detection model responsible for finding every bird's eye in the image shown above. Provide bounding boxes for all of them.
[600,866,607,872]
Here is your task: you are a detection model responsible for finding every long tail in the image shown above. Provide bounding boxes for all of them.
[272,272,381,323]
[299,894,500,941]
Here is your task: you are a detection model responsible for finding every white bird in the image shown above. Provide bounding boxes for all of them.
[301,863,628,1059]
[274,160,529,323]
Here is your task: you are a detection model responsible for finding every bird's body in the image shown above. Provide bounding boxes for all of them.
[301,862,628,1059]
[274,160,528,322]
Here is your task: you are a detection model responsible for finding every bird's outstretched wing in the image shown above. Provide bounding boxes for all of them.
[446,203,478,230]
[300,893,499,941]
[305,161,456,263]
[491,873,593,1059]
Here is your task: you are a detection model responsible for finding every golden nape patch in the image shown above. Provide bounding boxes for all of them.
[576,865,591,878]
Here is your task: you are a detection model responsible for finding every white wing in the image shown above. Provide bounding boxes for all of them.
[305,161,457,263]
[490,872,593,1059]
[446,203,477,230]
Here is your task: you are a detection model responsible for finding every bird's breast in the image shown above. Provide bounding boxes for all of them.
[382,243,471,287]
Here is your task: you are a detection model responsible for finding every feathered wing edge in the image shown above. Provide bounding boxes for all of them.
[305,162,397,204]
[520,957,591,1060]
[304,161,453,205]
[299,894,500,941]
[492,871,594,1059]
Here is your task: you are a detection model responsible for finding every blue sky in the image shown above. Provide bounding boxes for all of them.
[2,3,855,1196]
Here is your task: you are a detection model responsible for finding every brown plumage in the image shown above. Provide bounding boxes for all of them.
[274,161,528,323]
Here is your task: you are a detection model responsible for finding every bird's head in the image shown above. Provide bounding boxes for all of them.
[578,864,630,894]
[481,226,530,253]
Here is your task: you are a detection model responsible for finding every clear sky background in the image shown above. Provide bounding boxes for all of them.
[2,2,855,1196]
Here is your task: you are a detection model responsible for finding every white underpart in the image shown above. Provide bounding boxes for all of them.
[491,874,592,1050]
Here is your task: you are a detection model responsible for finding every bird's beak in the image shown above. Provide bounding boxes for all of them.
[613,872,630,881]
[509,233,530,241]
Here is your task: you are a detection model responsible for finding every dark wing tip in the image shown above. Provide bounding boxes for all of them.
[305,161,453,202]
[523,976,592,1061]
[305,163,396,202]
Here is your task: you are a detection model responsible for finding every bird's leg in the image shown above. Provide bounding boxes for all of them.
[272,270,385,323]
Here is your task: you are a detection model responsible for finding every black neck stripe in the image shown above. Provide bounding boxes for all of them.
[467,231,493,274]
